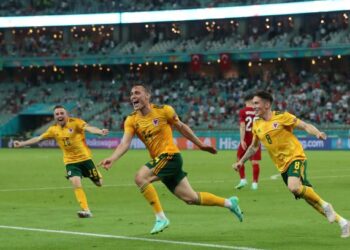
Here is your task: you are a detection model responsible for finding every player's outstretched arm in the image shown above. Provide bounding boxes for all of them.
[296,120,327,140]
[173,120,217,154]
[99,132,133,170]
[13,136,42,148]
[232,135,260,171]
[85,125,109,136]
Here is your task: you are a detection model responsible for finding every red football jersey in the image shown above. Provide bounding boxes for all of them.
[238,106,257,145]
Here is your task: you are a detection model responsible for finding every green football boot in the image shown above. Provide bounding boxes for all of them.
[150,218,170,234]
[229,196,243,222]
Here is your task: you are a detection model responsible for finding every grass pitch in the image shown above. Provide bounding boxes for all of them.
[0,148,349,250]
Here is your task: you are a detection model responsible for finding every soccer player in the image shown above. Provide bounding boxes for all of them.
[99,84,243,234]
[235,94,261,190]
[233,91,349,238]
[14,105,109,218]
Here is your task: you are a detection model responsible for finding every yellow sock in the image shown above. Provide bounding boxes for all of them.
[140,183,163,214]
[299,186,346,225]
[198,192,225,207]
[298,186,332,217]
[74,187,89,211]
[297,186,325,205]
[304,199,325,217]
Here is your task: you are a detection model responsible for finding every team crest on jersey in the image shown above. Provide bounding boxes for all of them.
[153,119,159,126]
[272,122,279,129]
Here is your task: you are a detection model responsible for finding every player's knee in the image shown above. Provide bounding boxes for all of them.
[288,184,300,195]
[134,173,147,187]
[134,175,141,186]
[69,176,82,188]
[181,196,199,205]
[184,199,196,205]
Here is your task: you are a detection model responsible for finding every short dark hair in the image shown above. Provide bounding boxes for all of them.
[244,93,254,102]
[132,83,152,94]
[53,105,65,111]
[254,91,273,103]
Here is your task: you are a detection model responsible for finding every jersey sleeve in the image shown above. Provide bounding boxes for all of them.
[164,105,180,125]
[76,118,87,132]
[39,126,55,140]
[124,116,135,135]
[282,112,300,127]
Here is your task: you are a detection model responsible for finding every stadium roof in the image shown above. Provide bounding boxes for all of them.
[0,0,349,28]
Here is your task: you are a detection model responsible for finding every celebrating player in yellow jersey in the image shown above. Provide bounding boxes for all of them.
[14,105,109,218]
[233,91,349,238]
[99,84,243,234]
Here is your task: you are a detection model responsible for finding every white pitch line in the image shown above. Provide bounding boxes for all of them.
[0,225,264,250]
[269,174,280,180]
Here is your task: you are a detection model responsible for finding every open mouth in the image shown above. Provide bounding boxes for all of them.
[132,100,140,108]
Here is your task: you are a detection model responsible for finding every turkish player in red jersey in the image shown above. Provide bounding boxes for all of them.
[235,94,261,190]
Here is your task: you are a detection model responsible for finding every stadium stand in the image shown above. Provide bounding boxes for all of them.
[0,2,349,135]
[0,64,349,132]
[1,12,349,58]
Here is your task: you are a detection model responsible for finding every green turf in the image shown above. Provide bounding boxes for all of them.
[0,148,349,249]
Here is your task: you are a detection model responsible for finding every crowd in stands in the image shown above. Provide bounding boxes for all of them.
[0,0,313,16]
[0,3,348,133]
[1,12,349,59]
[1,66,349,132]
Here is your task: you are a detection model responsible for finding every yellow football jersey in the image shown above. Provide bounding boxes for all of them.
[124,104,180,158]
[40,118,92,164]
[252,111,306,173]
